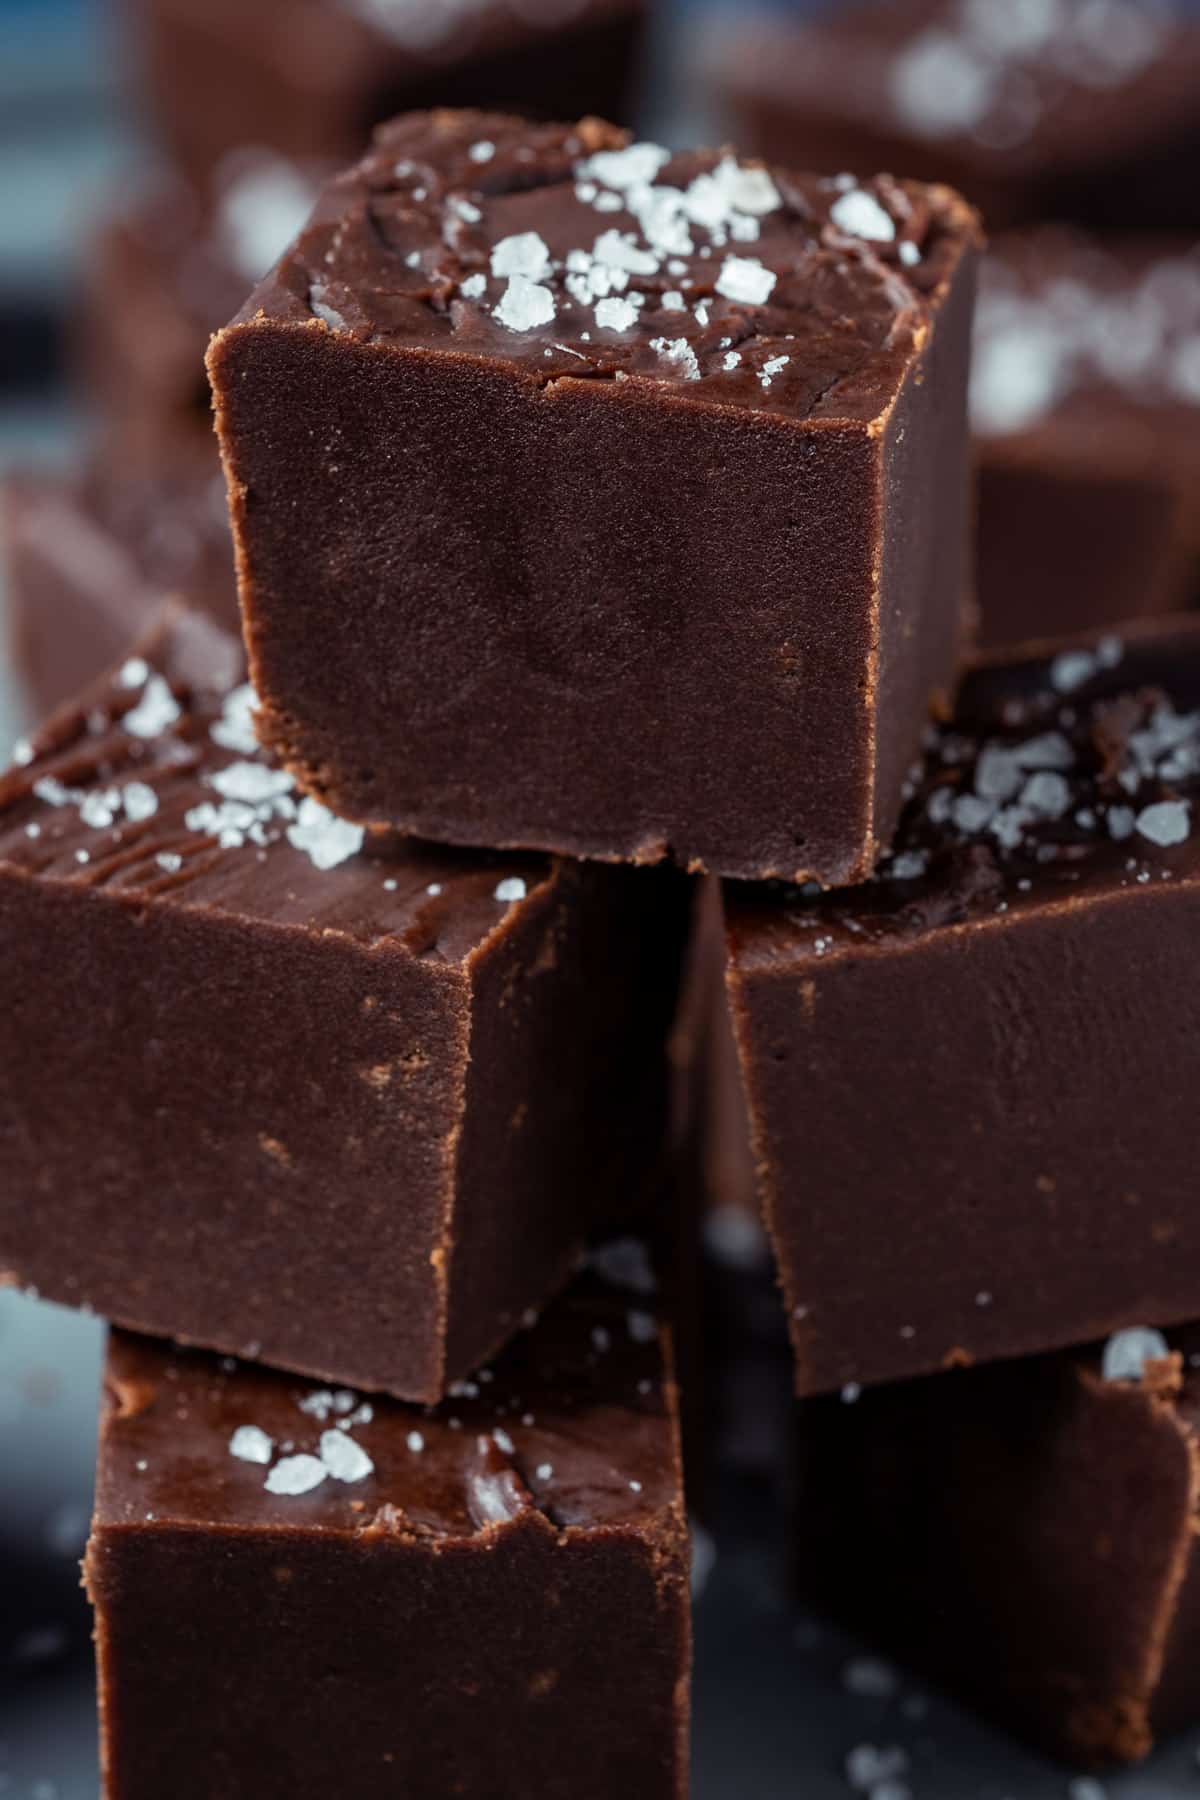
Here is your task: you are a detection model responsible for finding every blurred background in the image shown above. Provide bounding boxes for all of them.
[4,0,1200,1795]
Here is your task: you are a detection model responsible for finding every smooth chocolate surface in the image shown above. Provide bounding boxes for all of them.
[79,155,323,452]
[712,0,1200,233]
[0,603,686,1401]
[4,454,238,716]
[211,108,979,884]
[726,618,1200,1395]
[87,1280,690,1798]
[798,1325,1200,1765]
[128,0,646,187]
[972,231,1200,645]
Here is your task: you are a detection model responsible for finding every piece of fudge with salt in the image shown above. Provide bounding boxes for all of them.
[87,1278,690,1799]
[726,619,1200,1394]
[798,1323,1200,1765]
[0,604,686,1401]
[208,109,980,886]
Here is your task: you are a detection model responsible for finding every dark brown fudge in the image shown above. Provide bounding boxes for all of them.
[0,604,687,1401]
[4,453,238,716]
[711,0,1200,233]
[972,231,1200,646]
[726,617,1200,1396]
[86,1281,690,1799]
[210,110,980,885]
[798,1323,1200,1765]
[127,0,646,188]
[78,155,323,454]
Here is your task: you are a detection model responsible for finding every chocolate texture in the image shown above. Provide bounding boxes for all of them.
[0,604,687,1401]
[87,1279,690,1799]
[972,231,1200,645]
[711,0,1200,233]
[127,0,646,187]
[726,618,1200,1395]
[4,454,238,717]
[210,109,980,885]
[798,1324,1200,1765]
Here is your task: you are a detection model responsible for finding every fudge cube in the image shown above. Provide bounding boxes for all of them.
[725,618,1200,1394]
[209,109,980,886]
[128,0,646,189]
[709,0,1200,233]
[0,604,686,1401]
[4,454,238,716]
[798,1324,1200,1765]
[970,230,1200,647]
[86,1280,690,1799]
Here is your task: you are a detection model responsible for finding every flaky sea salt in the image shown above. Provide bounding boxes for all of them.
[286,797,364,870]
[493,274,556,331]
[595,295,639,332]
[1136,800,1190,847]
[229,1425,274,1465]
[122,782,159,823]
[123,674,180,739]
[845,1743,909,1792]
[830,189,896,242]
[494,876,527,902]
[210,684,259,754]
[459,272,486,300]
[649,336,701,380]
[265,1453,328,1495]
[714,255,776,306]
[319,1429,375,1483]
[1102,1326,1170,1383]
[491,232,552,281]
[407,1430,425,1453]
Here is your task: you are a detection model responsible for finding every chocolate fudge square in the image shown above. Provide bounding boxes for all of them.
[972,230,1200,647]
[4,453,238,716]
[725,619,1200,1395]
[0,605,686,1401]
[87,1283,690,1800]
[798,1324,1200,1765]
[209,110,980,885]
[128,0,646,189]
[711,0,1200,234]
[79,155,322,454]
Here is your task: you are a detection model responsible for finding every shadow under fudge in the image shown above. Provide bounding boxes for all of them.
[725,617,1200,1395]
[208,108,980,886]
[797,1324,1200,1768]
[87,1278,689,1800]
[0,604,687,1402]
[709,0,1200,234]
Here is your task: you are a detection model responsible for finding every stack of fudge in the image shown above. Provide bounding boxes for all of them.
[5,2,1200,1791]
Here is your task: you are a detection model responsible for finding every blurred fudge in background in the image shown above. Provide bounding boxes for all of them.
[972,229,1200,645]
[78,152,323,454]
[796,1323,1200,1767]
[708,0,1200,234]
[4,452,237,714]
[125,0,647,189]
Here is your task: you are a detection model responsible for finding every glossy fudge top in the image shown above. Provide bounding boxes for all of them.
[728,624,1200,964]
[235,109,978,425]
[972,229,1200,438]
[734,0,1200,170]
[96,1283,677,1539]
[0,605,550,959]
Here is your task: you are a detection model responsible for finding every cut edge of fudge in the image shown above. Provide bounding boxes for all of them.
[0,601,686,1402]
